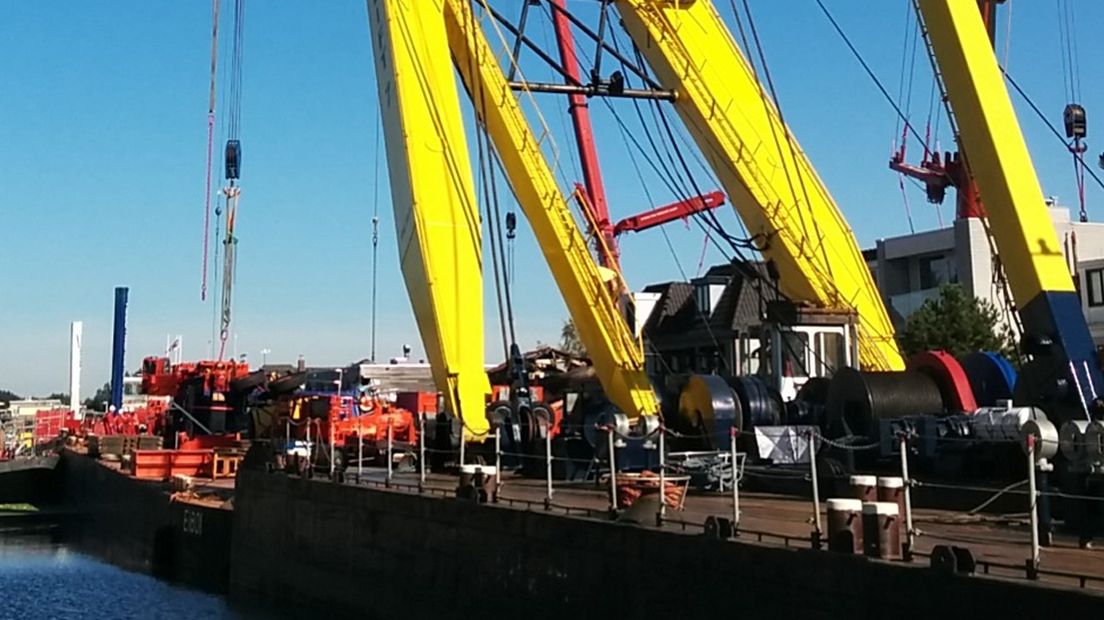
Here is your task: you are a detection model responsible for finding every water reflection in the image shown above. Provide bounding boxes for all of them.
[0,533,253,620]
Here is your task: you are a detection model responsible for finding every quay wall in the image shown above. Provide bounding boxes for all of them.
[231,468,1104,620]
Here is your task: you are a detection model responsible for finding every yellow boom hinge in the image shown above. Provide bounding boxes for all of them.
[616,0,904,371]
[366,0,490,436]
[444,0,659,420]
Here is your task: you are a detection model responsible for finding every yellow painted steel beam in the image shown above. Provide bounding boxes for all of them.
[917,0,1073,300]
[615,0,904,371]
[366,0,490,436]
[443,0,659,419]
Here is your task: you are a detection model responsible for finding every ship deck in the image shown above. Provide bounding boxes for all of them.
[343,466,1104,593]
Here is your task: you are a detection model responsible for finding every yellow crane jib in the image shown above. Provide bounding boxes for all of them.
[366,0,490,437]
[614,0,904,372]
[444,0,660,421]
[917,0,1102,420]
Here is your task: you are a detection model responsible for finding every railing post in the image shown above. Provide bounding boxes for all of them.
[899,433,915,560]
[495,425,502,490]
[418,412,426,493]
[386,421,393,488]
[306,419,312,469]
[607,425,618,512]
[357,430,364,483]
[657,425,666,526]
[808,430,822,549]
[544,418,553,510]
[459,424,466,467]
[1027,434,1040,579]
[329,419,336,478]
[731,428,740,535]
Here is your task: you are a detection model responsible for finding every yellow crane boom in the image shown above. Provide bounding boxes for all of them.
[615,0,904,371]
[366,0,490,435]
[445,0,659,420]
[916,0,1102,419]
[368,0,658,423]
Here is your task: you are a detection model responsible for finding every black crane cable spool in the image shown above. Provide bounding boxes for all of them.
[725,375,783,429]
[826,367,945,439]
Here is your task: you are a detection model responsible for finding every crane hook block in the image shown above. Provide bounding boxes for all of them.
[225,139,242,180]
[1064,104,1087,140]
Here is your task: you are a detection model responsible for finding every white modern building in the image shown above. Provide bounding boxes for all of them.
[867,201,1104,345]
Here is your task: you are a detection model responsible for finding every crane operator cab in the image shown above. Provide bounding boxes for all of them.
[759,304,858,402]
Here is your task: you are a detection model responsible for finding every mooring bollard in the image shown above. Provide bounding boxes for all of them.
[607,426,618,512]
[809,430,822,548]
[731,428,740,534]
[657,425,666,525]
[418,413,426,492]
[1027,434,1040,578]
[899,433,915,560]
[386,421,393,488]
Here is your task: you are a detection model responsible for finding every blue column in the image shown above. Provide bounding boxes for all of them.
[110,287,128,411]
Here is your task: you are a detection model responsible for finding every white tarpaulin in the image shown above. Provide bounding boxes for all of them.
[754,425,818,464]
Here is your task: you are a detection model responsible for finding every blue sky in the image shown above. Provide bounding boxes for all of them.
[2,1,1100,396]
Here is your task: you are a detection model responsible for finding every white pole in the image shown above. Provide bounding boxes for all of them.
[900,434,916,558]
[1028,435,1040,576]
[69,321,83,417]
[657,425,666,524]
[386,421,393,487]
[809,430,822,547]
[306,420,312,472]
[730,429,740,533]
[607,426,618,511]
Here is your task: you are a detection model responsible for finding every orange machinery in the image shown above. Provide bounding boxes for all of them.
[141,356,254,446]
[277,393,418,466]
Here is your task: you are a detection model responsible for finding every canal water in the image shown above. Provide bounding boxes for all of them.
[0,533,277,620]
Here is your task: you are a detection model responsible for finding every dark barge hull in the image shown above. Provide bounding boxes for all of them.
[230,466,1103,620]
[0,456,59,505]
[51,450,234,593]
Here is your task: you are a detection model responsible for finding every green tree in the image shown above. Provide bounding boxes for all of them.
[898,284,1018,361]
[0,390,20,404]
[84,383,111,411]
[46,392,70,406]
[559,318,587,357]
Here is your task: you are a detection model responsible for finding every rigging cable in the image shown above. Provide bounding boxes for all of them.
[465,3,512,360]
[814,0,926,148]
[894,0,919,232]
[1055,0,1088,222]
[201,0,221,302]
[370,108,381,362]
[218,0,246,360]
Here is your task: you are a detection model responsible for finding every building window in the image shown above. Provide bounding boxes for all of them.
[918,255,957,290]
[1087,269,1104,307]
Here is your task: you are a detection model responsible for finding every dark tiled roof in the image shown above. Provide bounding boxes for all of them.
[644,262,777,341]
